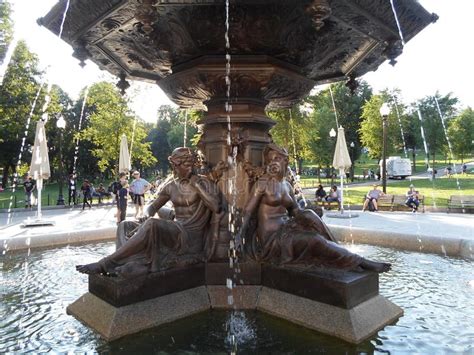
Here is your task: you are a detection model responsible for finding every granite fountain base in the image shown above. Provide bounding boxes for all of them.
[67,262,402,344]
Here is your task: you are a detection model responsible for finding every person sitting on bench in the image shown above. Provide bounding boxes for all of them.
[324,185,341,210]
[405,184,420,213]
[362,184,384,212]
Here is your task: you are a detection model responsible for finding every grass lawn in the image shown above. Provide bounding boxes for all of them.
[304,152,473,177]
[336,174,474,208]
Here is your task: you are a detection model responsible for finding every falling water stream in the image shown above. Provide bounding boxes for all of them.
[393,99,409,162]
[222,1,250,353]
[434,96,465,210]
[72,87,89,175]
[5,81,46,225]
[183,109,188,147]
[416,108,438,209]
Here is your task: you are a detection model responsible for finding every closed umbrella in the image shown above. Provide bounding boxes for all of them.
[119,134,131,174]
[332,126,352,215]
[29,120,51,220]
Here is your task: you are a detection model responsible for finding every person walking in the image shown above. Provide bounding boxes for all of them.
[129,171,151,219]
[23,175,36,209]
[117,180,129,224]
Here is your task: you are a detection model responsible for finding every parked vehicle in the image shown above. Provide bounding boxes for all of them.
[379,156,412,179]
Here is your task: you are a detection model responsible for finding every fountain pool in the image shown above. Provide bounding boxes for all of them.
[1,242,473,353]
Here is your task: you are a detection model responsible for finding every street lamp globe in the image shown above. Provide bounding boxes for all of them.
[329,128,336,138]
[379,103,390,117]
[57,115,66,129]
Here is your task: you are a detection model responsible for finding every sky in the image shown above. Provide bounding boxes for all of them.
[8,0,474,123]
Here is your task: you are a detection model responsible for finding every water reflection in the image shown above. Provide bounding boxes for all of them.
[0,242,473,353]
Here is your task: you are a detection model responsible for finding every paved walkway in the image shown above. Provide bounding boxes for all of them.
[1,204,472,260]
[322,211,473,259]
[0,206,117,252]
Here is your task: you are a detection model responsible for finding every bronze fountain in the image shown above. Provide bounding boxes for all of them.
[40,0,436,344]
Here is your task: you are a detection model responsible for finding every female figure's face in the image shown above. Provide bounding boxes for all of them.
[266,150,288,178]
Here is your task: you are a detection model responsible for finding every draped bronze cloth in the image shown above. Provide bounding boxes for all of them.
[252,217,362,270]
[110,200,213,276]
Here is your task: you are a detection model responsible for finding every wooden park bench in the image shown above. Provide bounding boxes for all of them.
[362,194,393,211]
[311,198,340,210]
[375,194,394,211]
[392,194,425,212]
[447,195,474,213]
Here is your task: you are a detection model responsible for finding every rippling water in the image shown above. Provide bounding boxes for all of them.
[1,242,473,353]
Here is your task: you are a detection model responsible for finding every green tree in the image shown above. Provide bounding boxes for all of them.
[413,92,458,168]
[359,90,408,162]
[0,40,43,187]
[148,105,201,175]
[448,107,473,162]
[41,85,76,182]
[304,81,372,179]
[167,108,198,150]
[0,1,14,64]
[267,106,312,173]
[79,82,156,177]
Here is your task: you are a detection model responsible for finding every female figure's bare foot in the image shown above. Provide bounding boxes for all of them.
[76,262,104,274]
[360,259,391,273]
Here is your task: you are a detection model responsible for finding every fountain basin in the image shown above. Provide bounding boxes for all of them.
[2,242,472,353]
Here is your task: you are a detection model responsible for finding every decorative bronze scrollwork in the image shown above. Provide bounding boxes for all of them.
[306,0,332,31]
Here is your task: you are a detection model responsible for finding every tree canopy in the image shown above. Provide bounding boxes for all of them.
[79,82,156,176]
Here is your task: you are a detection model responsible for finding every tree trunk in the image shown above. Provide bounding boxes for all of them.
[2,164,9,188]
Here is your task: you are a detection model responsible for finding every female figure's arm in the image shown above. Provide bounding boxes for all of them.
[237,181,265,250]
[287,181,302,218]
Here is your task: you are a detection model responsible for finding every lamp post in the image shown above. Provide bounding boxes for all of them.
[329,128,336,184]
[379,103,390,193]
[350,141,355,182]
[56,115,66,205]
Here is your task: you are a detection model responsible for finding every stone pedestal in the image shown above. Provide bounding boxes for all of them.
[68,262,402,344]
[257,288,403,344]
[198,99,274,210]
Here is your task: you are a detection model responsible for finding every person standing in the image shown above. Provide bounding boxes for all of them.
[117,180,129,224]
[68,174,77,205]
[23,175,36,209]
[129,171,150,219]
[81,179,92,210]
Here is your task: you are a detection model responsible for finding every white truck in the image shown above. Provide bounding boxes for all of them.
[379,156,412,179]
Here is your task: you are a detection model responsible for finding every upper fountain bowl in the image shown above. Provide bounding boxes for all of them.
[39,0,436,108]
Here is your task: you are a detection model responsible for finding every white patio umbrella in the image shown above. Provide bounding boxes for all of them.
[331,126,354,216]
[29,120,51,221]
[119,134,131,174]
